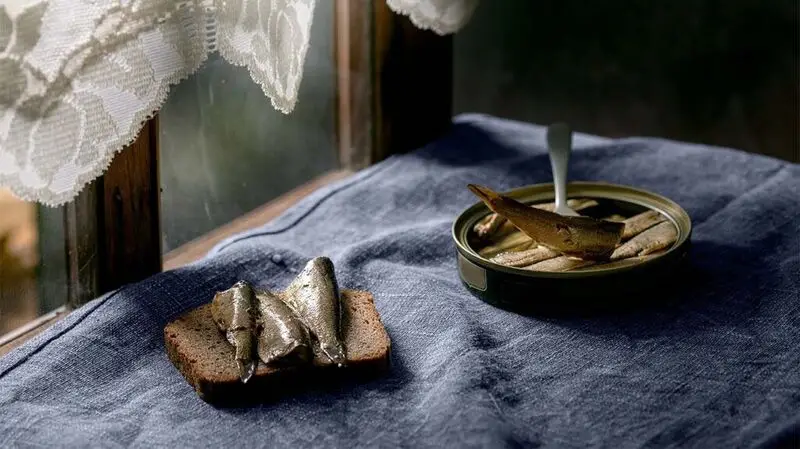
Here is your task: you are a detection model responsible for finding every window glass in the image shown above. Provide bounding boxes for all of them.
[1,2,337,339]
[159,1,337,252]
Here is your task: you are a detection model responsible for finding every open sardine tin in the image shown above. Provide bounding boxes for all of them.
[452,182,692,315]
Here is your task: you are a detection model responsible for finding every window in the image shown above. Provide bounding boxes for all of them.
[1,0,453,349]
[1,1,341,344]
[159,1,338,252]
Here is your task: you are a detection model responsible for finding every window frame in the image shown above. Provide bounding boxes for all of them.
[1,1,453,352]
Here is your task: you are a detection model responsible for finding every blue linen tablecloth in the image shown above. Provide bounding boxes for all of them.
[1,114,798,448]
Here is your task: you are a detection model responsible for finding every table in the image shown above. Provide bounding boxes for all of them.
[1,115,798,448]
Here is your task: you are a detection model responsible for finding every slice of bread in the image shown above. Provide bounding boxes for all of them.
[164,290,390,407]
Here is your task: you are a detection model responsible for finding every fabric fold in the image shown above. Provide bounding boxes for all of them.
[0,115,797,447]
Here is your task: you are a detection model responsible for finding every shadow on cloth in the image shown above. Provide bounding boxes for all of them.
[213,347,412,411]
[468,238,757,314]
[530,239,774,338]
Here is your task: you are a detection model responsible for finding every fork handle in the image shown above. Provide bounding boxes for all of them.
[547,123,573,213]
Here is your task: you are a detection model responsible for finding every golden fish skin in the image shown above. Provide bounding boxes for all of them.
[611,221,677,260]
[621,210,667,241]
[490,220,522,241]
[478,232,533,258]
[468,184,624,260]
[254,288,312,366]
[490,245,559,267]
[283,257,347,367]
[473,198,599,239]
[592,252,666,270]
[211,281,256,383]
[523,256,596,272]
[473,213,506,239]
[603,214,627,222]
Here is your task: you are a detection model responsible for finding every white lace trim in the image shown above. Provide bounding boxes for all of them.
[386,0,478,35]
[215,0,316,114]
[0,0,475,206]
[0,0,211,206]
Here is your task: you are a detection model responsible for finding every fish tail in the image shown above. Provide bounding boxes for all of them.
[323,344,347,368]
[237,360,256,383]
[468,184,553,227]
[467,184,504,212]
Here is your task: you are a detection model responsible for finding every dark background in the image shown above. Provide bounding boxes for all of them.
[454,0,798,162]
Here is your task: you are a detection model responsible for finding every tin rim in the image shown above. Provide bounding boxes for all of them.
[452,182,692,279]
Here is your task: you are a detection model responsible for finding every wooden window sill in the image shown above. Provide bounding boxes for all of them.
[0,169,353,358]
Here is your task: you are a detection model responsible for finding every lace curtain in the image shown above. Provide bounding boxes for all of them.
[0,0,478,206]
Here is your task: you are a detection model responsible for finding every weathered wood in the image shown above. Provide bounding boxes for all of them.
[64,117,161,308]
[64,179,100,308]
[335,0,453,168]
[335,0,374,169]
[373,1,453,160]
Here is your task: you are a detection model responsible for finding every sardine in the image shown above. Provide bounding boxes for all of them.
[603,214,627,222]
[210,281,256,383]
[473,213,506,239]
[523,256,596,272]
[253,287,312,366]
[549,198,599,213]
[490,245,559,267]
[621,210,667,241]
[611,221,677,260]
[478,232,533,258]
[490,219,522,240]
[282,257,347,367]
[570,251,666,271]
[468,184,624,260]
[473,198,599,239]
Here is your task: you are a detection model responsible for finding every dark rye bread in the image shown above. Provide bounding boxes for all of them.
[164,290,391,407]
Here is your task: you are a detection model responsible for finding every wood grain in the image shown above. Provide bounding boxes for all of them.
[374,1,453,160]
[64,117,161,308]
[100,116,161,290]
[335,0,373,169]
[335,0,453,167]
